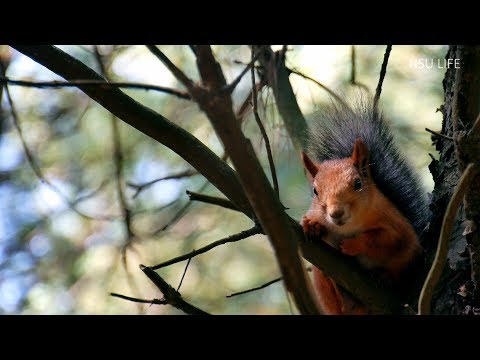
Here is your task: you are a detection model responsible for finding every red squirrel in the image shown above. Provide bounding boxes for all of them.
[300,100,428,314]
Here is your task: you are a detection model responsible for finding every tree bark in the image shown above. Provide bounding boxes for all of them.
[426,45,480,314]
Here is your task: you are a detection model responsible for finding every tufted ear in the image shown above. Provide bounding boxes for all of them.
[352,138,371,178]
[301,151,319,180]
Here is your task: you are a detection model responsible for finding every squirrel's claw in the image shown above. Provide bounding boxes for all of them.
[301,216,326,242]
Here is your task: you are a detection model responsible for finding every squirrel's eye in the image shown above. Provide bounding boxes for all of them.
[354,178,362,191]
[313,187,318,196]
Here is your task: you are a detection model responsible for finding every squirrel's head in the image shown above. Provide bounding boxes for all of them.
[301,139,373,232]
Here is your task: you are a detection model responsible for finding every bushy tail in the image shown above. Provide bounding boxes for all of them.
[305,97,429,236]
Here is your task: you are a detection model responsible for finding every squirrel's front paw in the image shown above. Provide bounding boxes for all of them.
[301,216,326,242]
[340,238,365,256]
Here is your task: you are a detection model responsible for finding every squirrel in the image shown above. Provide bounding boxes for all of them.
[300,98,429,315]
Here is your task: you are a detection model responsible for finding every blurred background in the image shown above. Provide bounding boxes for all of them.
[0,45,447,314]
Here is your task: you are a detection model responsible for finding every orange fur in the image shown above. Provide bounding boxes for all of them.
[301,140,422,315]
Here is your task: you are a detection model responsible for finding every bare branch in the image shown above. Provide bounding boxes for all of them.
[93,45,135,252]
[298,230,401,314]
[418,163,479,315]
[11,45,403,315]
[350,45,370,91]
[110,293,167,305]
[140,265,210,315]
[193,45,320,314]
[151,226,260,270]
[236,78,267,121]
[130,198,178,217]
[152,181,209,235]
[10,45,254,217]
[146,45,194,90]
[186,190,238,211]
[226,277,282,298]
[425,127,454,141]
[128,168,199,199]
[2,74,119,222]
[223,45,267,94]
[290,68,350,110]
[0,76,191,100]
[254,45,307,151]
[176,255,193,292]
[251,47,279,197]
[373,45,392,109]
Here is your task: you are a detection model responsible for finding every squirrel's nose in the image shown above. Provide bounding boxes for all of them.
[329,209,344,219]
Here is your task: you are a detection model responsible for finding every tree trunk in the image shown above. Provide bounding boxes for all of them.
[426,45,480,314]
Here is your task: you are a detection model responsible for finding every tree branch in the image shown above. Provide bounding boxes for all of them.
[350,45,369,91]
[418,163,479,315]
[1,69,119,222]
[223,45,266,94]
[192,45,320,314]
[373,45,392,109]
[139,265,210,315]
[251,47,279,197]
[0,76,191,100]
[151,226,260,270]
[298,231,401,314]
[110,293,167,305]
[254,45,307,151]
[289,68,351,110]
[176,255,193,291]
[93,46,136,256]
[425,127,454,141]
[186,190,239,212]
[11,45,403,315]
[128,168,199,199]
[146,45,194,90]
[451,45,480,302]
[153,181,210,235]
[10,45,254,218]
[226,277,282,298]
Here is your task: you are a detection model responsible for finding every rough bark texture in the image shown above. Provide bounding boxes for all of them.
[426,46,480,314]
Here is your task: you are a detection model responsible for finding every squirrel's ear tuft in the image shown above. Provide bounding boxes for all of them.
[352,138,370,177]
[301,151,319,179]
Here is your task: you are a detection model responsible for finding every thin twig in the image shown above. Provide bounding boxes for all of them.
[0,76,190,100]
[3,79,119,222]
[110,293,167,305]
[145,45,194,90]
[131,198,179,217]
[151,226,260,270]
[418,163,479,315]
[236,78,267,121]
[177,255,193,292]
[152,181,209,235]
[128,168,199,199]
[140,265,210,315]
[226,277,282,298]
[197,45,320,314]
[350,45,369,91]
[373,45,392,109]
[223,45,267,94]
[94,46,142,314]
[425,127,454,140]
[251,47,279,197]
[226,267,312,299]
[186,190,239,211]
[289,68,350,110]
